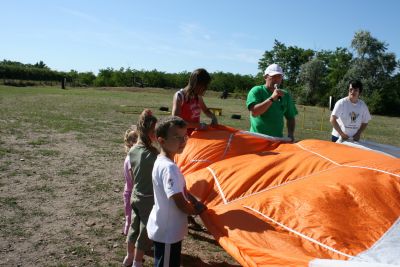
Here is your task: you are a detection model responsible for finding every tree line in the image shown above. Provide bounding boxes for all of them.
[259,31,400,116]
[1,30,399,116]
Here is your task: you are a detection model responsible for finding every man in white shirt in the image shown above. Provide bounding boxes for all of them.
[330,80,372,142]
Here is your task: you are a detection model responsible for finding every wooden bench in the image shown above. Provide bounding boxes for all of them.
[209,107,222,116]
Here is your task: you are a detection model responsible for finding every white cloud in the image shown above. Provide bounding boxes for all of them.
[179,23,213,41]
[58,7,100,24]
[218,48,263,64]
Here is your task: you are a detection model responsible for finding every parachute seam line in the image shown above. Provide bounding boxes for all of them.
[295,143,340,166]
[207,166,227,204]
[190,159,212,163]
[221,133,234,159]
[295,143,400,178]
[243,205,354,259]
[238,130,290,141]
[343,165,400,178]
[226,166,340,204]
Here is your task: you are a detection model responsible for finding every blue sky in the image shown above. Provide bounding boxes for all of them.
[1,0,399,75]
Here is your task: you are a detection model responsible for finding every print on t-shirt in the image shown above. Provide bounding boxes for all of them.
[349,111,359,123]
[167,178,174,189]
[331,98,371,138]
[189,102,201,120]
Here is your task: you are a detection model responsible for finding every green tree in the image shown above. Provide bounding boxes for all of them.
[0,60,63,83]
[77,72,96,86]
[298,59,327,105]
[94,68,115,86]
[380,73,400,116]
[208,72,257,94]
[111,68,132,86]
[34,60,49,69]
[338,30,398,113]
[316,48,353,96]
[67,70,79,86]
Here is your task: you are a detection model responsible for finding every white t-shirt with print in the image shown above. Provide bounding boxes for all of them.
[147,155,188,244]
[331,97,372,138]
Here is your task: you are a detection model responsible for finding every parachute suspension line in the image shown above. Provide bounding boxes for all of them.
[295,143,400,179]
[228,166,340,205]
[221,133,234,159]
[207,166,228,204]
[243,205,355,259]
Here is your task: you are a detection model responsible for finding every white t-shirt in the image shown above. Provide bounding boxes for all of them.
[331,97,372,138]
[146,155,188,244]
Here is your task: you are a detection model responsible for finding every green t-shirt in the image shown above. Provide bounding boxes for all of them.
[128,144,158,198]
[246,85,298,137]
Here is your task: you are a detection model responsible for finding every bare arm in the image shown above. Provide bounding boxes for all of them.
[186,191,207,213]
[171,92,182,118]
[186,191,201,205]
[198,96,218,125]
[171,192,196,215]
[330,115,349,140]
[122,168,134,235]
[353,123,368,141]
[171,192,206,215]
[249,88,284,117]
[249,98,273,117]
[287,118,296,142]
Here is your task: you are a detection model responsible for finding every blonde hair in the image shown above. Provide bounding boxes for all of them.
[124,125,138,152]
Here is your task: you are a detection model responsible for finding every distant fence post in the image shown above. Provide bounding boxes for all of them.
[320,108,325,131]
[302,106,306,129]
[61,78,66,89]
[329,96,335,111]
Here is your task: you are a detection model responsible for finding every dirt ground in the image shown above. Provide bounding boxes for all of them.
[0,128,240,266]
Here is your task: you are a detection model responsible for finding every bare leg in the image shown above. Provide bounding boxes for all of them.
[133,248,144,267]
[123,241,135,266]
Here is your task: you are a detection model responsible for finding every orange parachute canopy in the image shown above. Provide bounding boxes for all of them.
[175,126,400,267]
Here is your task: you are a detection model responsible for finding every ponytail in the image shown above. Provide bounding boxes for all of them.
[137,109,158,152]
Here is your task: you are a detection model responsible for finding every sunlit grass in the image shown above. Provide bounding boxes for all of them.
[1,85,398,146]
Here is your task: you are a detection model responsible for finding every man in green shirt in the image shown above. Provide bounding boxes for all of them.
[246,63,298,141]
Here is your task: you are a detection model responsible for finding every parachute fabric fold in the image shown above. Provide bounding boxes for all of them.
[175,126,400,267]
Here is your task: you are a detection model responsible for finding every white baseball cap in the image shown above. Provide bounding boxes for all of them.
[264,63,284,76]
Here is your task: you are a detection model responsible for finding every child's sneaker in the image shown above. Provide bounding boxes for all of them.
[132,261,143,267]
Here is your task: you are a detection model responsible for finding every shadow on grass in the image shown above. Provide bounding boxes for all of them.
[188,231,219,245]
[181,254,241,267]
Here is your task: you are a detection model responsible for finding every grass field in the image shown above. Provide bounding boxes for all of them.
[1,85,398,145]
[0,85,399,266]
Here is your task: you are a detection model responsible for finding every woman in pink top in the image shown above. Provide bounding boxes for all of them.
[172,68,218,135]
